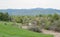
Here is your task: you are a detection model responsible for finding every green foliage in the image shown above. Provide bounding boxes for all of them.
[52,13,59,20]
[11,14,60,32]
[0,12,10,21]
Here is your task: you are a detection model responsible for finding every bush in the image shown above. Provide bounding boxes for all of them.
[28,26,42,33]
[45,20,60,32]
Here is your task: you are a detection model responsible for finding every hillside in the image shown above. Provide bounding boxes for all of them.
[0,21,53,37]
[0,8,60,16]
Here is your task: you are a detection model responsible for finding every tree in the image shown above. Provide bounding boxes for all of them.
[0,12,10,21]
[52,13,59,20]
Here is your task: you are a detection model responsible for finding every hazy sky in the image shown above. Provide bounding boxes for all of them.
[0,0,60,9]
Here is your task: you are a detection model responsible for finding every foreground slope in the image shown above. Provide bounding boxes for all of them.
[0,22,53,37]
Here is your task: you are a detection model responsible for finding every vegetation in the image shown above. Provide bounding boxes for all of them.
[0,12,60,32]
[0,21,53,37]
[1,12,60,37]
[0,12,10,21]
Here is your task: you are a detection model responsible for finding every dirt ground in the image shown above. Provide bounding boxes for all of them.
[41,29,60,37]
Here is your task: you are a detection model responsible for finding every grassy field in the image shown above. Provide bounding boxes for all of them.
[0,21,53,37]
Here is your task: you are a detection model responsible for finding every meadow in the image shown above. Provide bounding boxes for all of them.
[0,21,53,37]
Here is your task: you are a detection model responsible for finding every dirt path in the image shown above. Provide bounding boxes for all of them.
[21,26,60,37]
[41,29,60,37]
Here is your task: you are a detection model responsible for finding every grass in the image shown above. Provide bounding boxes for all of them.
[0,21,54,37]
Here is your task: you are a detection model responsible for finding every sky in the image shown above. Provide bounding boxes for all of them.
[0,0,60,9]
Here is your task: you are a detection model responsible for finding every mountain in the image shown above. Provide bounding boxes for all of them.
[0,8,60,16]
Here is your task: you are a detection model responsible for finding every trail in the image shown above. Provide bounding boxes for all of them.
[41,29,60,37]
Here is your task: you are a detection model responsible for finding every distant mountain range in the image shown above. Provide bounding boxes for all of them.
[0,8,60,16]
